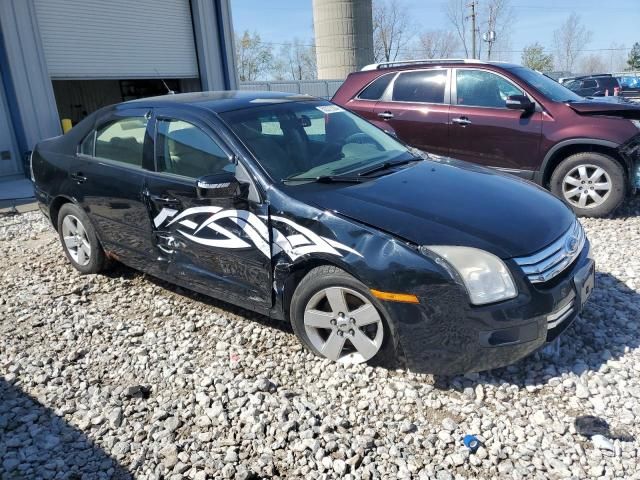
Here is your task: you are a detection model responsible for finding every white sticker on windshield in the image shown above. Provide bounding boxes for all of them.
[316,105,344,114]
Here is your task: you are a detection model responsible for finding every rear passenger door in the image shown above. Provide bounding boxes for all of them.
[72,108,156,269]
[143,109,272,309]
[372,68,450,156]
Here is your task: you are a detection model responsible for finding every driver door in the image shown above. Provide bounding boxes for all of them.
[143,109,272,309]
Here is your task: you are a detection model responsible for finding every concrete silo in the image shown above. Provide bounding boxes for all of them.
[312,0,374,79]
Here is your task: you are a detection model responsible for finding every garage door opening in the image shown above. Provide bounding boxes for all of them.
[52,78,201,126]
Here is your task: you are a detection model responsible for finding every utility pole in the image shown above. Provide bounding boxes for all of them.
[467,1,477,59]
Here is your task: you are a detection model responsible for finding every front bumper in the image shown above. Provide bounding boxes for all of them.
[385,241,593,375]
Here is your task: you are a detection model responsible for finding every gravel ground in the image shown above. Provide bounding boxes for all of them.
[1,199,640,480]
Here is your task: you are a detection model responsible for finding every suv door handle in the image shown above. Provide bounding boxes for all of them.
[452,117,471,126]
[377,111,394,120]
[70,171,87,183]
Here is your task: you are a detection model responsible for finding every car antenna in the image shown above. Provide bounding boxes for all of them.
[155,69,175,95]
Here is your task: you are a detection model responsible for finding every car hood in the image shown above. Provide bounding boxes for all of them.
[568,99,640,119]
[287,159,575,259]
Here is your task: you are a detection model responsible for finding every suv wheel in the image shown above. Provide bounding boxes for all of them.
[289,265,397,367]
[550,152,626,217]
[57,203,108,274]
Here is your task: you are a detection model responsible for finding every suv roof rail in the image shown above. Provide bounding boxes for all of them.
[361,58,486,71]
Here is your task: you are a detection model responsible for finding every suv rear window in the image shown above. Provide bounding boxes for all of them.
[358,73,394,100]
[392,70,447,103]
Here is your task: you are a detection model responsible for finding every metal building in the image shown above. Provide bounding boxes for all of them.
[0,0,238,179]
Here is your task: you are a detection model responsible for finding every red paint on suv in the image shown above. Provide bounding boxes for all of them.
[333,60,640,217]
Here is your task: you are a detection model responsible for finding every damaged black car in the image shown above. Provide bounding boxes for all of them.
[31,91,594,374]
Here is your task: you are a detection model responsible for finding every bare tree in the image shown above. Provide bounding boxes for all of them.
[274,39,317,80]
[235,30,274,81]
[553,13,592,72]
[445,0,515,60]
[416,30,459,59]
[579,54,607,75]
[373,0,415,62]
[482,0,514,61]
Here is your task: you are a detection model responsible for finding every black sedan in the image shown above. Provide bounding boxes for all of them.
[31,91,594,374]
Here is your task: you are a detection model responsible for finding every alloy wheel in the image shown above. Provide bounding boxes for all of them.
[562,164,612,209]
[303,286,384,364]
[61,214,92,266]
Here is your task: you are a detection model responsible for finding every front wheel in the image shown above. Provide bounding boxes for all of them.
[289,265,397,367]
[550,152,626,217]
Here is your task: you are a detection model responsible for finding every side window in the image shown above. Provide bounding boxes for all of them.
[392,70,447,103]
[358,73,394,100]
[456,70,524,108]
[95,117,147,167]
[156,118,232,178]
[80,131,95,156]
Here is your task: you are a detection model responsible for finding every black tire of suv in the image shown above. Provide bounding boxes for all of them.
[289,265,399,369]
[550,152,626,218]
[57,203,108,274]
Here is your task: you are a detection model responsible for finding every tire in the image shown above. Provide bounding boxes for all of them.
[289,265,398,368]
[57,203,107,274]
[549,152,626,217]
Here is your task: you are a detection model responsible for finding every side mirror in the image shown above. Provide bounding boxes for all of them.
[506,95,535,114]
[196,172,244,199]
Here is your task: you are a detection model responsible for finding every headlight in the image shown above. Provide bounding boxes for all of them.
[421,246,517,305]
[630,119,640,130]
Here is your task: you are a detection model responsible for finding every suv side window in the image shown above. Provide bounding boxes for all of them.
[358,73,395,100]
[95,117,148,167]
[392,70,447,103]
[456,69,523,108]
[156,118,232,178]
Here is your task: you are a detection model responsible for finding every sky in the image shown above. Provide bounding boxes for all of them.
[231,0,640,68]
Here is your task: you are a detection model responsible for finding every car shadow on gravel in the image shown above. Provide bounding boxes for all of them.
[436,271,640,391]
[0,378,132,479]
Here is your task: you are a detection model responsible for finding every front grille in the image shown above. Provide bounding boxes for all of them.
[514,220,586,284]
[546,292,576,329]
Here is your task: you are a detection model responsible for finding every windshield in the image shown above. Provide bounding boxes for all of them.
[510,67,583,102]
[220,100,412,181]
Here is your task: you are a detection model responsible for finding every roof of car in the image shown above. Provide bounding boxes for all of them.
[125,90,318,113]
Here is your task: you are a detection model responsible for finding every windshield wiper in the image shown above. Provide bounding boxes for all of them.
[356,157,421,177]
[283,175,364,184]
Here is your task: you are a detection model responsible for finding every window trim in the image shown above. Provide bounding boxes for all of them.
[380,67,451,106]
[452,68,529,110]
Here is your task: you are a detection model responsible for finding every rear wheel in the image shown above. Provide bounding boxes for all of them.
[550,152,626,217]
[289,265,397,367]
[57,203,107,274]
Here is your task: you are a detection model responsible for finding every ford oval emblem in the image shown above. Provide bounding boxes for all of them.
[565,235,579,255]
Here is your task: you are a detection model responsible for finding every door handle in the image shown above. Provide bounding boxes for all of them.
[149,194,179,204]
[377,111,394,120]
[452,117,472,126]
[70,171,87,183]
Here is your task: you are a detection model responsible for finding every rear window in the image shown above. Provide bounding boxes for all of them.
[95,117,147,167]
[597,77,620,88]
[392,70,447,103]
[357,73,394,100]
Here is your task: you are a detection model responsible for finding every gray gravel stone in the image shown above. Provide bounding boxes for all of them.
[1,203,640,478]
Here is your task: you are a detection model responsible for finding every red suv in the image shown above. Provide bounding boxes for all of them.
[332,59,640,217]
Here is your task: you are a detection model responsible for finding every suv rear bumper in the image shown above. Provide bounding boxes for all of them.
[384,241,593,375]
